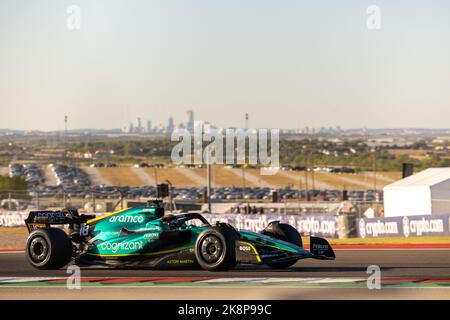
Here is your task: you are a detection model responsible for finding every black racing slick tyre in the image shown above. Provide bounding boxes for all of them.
[261,221,302,269]
[195,226,238,271]
[25,228,73,270]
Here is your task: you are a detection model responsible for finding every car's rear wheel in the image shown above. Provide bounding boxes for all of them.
[25,228,73,270]
[195,226,238,271]
[261,221,302,269]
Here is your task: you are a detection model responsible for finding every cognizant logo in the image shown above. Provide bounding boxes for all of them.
[109,215,144,223]
[100,240,144,253]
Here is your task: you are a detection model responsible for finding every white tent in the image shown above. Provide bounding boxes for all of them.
[383,168,450,217]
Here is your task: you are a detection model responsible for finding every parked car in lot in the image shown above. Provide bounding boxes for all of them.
[90,163,105,168]
[330,167,356,174]
[133,162,150,168]
[52,164,91,188]
[9,162,44,188]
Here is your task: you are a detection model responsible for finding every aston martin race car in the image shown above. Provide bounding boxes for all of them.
[24,201,335,271]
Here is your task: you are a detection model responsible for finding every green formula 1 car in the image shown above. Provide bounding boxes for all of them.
[24,201,335,271]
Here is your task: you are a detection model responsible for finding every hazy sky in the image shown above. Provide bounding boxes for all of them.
[1,0,450,131]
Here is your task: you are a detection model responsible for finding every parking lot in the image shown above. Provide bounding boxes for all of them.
[0,162,385,211]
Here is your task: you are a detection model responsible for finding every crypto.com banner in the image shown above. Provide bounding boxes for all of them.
[203,214,339,238]
[357,214,450,238]
[0,211,29,227]
[5,211,449,239]
[0,211,338,238]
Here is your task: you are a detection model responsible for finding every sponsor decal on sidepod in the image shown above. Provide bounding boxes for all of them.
[109,215,144,223]
[100,240,144,253]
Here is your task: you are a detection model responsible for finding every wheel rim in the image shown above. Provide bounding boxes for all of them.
[29,236,49,263]
[200,235,223,263]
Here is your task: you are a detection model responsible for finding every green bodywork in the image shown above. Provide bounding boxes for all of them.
[24,205,334,270]
[86,207,204,257]
[80,206,319,268]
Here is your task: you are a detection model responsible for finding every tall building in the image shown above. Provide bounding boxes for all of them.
[203,121,215,133]
[146,120,152,133]
[166,117,174,135]
[126,122,134,134]
[185,110,194,133]
[135,117,142,133]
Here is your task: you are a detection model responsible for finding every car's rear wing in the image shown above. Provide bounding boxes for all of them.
[24,210,95,233]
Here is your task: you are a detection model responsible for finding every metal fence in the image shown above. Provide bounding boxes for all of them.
[0,190,124,213]
[206,201,383,217]
[0,189,384,218]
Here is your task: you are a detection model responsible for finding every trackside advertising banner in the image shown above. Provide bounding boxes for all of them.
[357,214,450,238]
[203,214,339,238]
[4,210,450,238]
[0,211,339,238]
[0,211,29,227]
[0,211,105,227]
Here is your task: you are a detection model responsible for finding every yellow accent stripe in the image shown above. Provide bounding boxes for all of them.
[87,208,129,224]
[86,245,194,257]
[240,241,262,263]
[260,243,298,253]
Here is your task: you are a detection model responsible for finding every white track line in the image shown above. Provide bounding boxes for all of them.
[174,168,206,186]
[228,168,277,189]
[278,171,335,190]
[131,168,156,186]
[84,167,112,186]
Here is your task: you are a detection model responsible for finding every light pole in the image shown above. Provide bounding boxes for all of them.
[304,160,309,201]
[206,147,215,213]
[207,157,212,213]
[166,180,174,211]
[311,151,316,194]
[242,165,246,189]
[372,148,377,191]
[154,166,158,187]
[64,115,68,164]
[298,176,303,202]
[242,113,248,190]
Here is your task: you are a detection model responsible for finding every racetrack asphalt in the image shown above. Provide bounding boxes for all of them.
[2,249,450,299]
[1,249,450,279]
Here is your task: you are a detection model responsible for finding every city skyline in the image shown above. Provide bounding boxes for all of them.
[4,113,450,136]
[123,110,196,134]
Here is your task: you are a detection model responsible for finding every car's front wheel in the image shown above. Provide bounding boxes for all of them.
[195,226,238,271]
